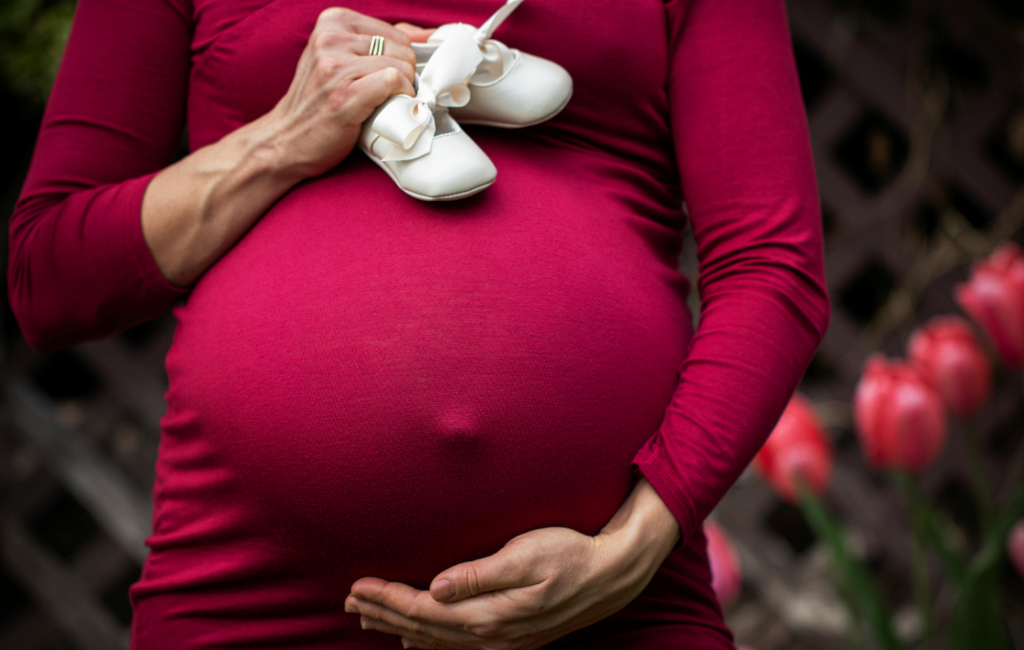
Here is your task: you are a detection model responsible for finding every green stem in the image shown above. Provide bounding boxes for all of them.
[796,481,903,650]
[947,484,1024,650]
[900,477,967,585]
[971,483,1024,577]
[961,417,994,534]
[903,473,932,649]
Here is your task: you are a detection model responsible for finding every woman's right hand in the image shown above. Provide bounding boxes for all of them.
[265,7,417,182]
[142,7,418,288]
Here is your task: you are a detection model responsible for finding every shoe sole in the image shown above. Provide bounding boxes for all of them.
[359,144,496,201]
[451,90,573,129]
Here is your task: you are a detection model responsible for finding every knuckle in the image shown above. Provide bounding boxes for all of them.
[410,619,431,639]
[318,6,349,22]
[464,565,483,597]
[403,600,425,623]
[311,29,341,50]
[315,55,342,77]
[383,66,403,85]
[466,616,501,639]
[505,535,533,558]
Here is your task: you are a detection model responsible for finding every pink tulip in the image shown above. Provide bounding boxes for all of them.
[954,242,1024,368]
[1008,520,1024,580]
[908,316,992,417]
[853,355,947,472]
[704,520,742,607]
[754,394,833,502]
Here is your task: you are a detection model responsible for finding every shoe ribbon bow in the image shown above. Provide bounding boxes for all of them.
[369,0,524,162]
[428,0,523,83]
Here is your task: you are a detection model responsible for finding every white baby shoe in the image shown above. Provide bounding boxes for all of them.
[412,0,573,128]
[359,27,497,200]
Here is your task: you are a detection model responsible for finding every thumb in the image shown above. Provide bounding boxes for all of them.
[430,543,541,603]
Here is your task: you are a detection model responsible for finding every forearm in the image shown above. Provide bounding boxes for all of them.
[632,0,828,547]
[141,113,302,288]
[596,478,681,577]
[141,10,418,289]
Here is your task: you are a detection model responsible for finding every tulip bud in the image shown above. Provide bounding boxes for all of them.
[754,394,833,502]
[908,316,992,417]
[954,242,1024,368]
[704,520,742,607]
[1008,520,1024,580]
[853,355,947,472]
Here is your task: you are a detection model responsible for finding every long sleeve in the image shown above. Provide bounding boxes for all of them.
[632,0,831,545]
[7,0,193,352]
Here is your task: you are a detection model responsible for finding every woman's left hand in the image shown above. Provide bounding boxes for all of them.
[345,479,681,650]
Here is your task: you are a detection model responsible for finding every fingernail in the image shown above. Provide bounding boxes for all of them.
[431,578,453,602]
[360,616,368,630]
[402,639,412,649]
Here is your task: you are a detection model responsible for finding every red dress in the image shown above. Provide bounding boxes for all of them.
[8,0,830,647]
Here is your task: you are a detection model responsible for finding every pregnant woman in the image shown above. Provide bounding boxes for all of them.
[8,0,829,647]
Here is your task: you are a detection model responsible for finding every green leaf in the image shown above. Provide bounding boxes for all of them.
[972,484,1024,577]
[797,484,903,650]
[946,484,1024,650]
[948,571,1007,650]
[894,473,968,585]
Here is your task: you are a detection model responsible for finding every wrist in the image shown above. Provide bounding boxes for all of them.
[597,479,681,571]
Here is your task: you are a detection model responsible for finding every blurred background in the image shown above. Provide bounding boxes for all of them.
[1,0,1023,648]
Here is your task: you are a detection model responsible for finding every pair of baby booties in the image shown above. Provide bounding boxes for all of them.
[357,0,573,201]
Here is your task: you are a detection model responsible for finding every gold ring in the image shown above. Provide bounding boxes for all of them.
[369,35,386,56]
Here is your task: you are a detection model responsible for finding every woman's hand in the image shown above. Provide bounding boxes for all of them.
[142,8,420,287]
[263,8,417,181]
[345,479,681,650]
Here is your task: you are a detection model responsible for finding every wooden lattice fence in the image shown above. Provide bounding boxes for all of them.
[2,1,1023,649]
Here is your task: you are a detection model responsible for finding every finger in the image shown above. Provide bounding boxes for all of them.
[361,616,456,649]
[348,66,415,114]
[394,22,436,43]
[343,54,415,85]
[349,579,490,631]
[333,9,413,46]
[361,618,449,650]
[348,595,480,646]
[354,34,416,69]
[431,544,543,603]
[309,16,415,69]
[315,7,411,45]
[359,615,424,642]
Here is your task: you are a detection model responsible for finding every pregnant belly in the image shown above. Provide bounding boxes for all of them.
[153,147,690,594]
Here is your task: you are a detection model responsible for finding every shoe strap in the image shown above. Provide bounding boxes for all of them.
[426,0,524,83]
[475,0,525,45]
